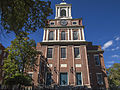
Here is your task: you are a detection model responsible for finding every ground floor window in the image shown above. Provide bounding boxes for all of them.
[76,72,82,85]
[46,73,52,85]
[60,73,68,85]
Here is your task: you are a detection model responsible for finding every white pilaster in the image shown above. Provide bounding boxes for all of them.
[46,29,49,41]
[66,7,68,17]
[68,29,69,40]
[82,28,85,40]
[55,29,56,40]
[58,7,60,17]
[56,7,57,17]
[79,29,81,40]
[58,29,59,41]
[70,7,71,17]
[71,29,73,40]
[43,29,45,41]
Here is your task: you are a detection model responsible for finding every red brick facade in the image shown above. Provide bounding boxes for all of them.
[31,2,109,90]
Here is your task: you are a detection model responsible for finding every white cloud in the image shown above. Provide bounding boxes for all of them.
[115,37,120,41]
[102,40,113,50]
[111,46,120,51]
[112,55,120,58]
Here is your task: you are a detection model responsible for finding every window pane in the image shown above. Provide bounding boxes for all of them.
[61,31,66,40]
[49,31,54,40]
[60,73,68,85]
[0,50,2,54]
[47,48,53,58]
[76,73,82,85]
[73,31,78,40]
[97,74,103,85]
[60,9,66,17]
[74,48,80,58]
[94,55,100,65]
[61,48,66,58]
[46,73,52,85]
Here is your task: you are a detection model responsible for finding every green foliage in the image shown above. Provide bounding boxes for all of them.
[3,32,41,86]
[107,63,120,90]
[4,73,32,86]
[0,0,53,35]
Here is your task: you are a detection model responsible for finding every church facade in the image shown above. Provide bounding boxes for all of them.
[32,1,109,90]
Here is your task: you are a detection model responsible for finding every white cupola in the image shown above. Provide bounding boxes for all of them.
[55,1,72,19]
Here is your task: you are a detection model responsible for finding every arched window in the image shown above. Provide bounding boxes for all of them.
[48,31,54,40]
[60,9,66,17]
[61,31,66,40]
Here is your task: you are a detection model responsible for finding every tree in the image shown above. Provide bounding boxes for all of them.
[0,0,53,35]
[3,32,41,88]
[107,63,120,90]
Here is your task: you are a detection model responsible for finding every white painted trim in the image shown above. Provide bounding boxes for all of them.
[46,29,49,41]
[75,72,83,86]
[28,72,33,74]
[58,29,60,41]
[79,29,81,40]
[43,40,86,42]
[44,27,83,30]
[71,29,73,40]
[74,46,81,59]
[82,28,85,40]
[43,30,45,41]
[68,29,69,40]
[55,29,56,40]
[47,46,54,59]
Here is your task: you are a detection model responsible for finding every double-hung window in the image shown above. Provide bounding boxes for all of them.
[61,31,66,40]
[74,47,80,58]
[96,73,103,85]
[61,48,66,58]
[76,73,82,85]
[94,54,100,66]
[47,48,53,58]
[49,31,54,40]
[73,31,78,40]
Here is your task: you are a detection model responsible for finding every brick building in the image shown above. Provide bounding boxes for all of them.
[0,43,7,88]
[32,1,109,90]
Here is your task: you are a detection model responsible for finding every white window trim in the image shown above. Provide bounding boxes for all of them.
[47,47,54,59]
[74,46,81,59]
[60,46,67,59]
[61,31,66,40]
[48,31,54,41]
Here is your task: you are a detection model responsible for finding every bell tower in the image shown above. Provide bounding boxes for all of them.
[55,1,72,19]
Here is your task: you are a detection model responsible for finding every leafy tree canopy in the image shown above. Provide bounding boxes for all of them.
[3,32,41,82]
[107,63,120,90]
[0,0,53,35]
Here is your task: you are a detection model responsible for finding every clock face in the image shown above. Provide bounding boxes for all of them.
[60,20,68,26]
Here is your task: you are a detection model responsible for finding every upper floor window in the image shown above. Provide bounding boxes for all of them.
[0,50,2,54]
[94,54,100,66]
[74,47,80,58]
[72,21,77,25]
[48,31,54,40]
[96,73,103,85]
[61,31,66,40]
[50,22,55,25]
[73,31,79,40]
[47,48,53,58]
[61,48,66,58]
[60,9,66,17]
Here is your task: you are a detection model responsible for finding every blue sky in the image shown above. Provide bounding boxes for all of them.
[0,0,120,68]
